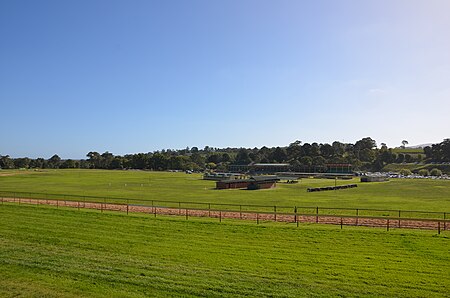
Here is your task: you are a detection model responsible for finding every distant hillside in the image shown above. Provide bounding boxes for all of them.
[392,148,424,155]
[406,143,434,149]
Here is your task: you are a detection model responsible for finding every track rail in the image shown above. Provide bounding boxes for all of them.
[2,197,448,233]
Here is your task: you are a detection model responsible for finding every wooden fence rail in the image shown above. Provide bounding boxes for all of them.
[1,196,449,233]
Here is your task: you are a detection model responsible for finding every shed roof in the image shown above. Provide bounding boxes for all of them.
[217,175,279,184]
[252,163,290,167]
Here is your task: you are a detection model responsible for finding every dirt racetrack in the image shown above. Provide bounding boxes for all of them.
[1,197,447,232]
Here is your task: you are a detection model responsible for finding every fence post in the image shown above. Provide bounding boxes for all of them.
[294,206,297,224]
[152,200,156,217]
[219,211,222,223]
[257,213,259,225]
[398,210,401,228]
[240,205,242,219]
[101,201,103,213]
[444,213,446,231]
[316,207,319,223]
[387,219,390,231]
[127,199,129,215]
[208,203,211,217]
[178,202,181,215]
[438,221,441,235]
[185,208,188,220]
[356,208,359,226]
[77,201,80,211]
[340,217,343,229]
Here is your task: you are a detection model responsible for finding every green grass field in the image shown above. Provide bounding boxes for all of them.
[392,148,424,155]
[0,204,449,297]
[1,169,449,213]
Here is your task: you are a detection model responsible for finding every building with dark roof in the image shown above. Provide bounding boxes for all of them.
[216,175,280,190]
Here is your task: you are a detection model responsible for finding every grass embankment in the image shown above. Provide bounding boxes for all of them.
[1,169,449,213]
[392,148,424,155]
[382,163,450,175]
[0,204,448,297]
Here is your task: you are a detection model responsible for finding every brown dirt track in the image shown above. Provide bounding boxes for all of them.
[1,197,447,232]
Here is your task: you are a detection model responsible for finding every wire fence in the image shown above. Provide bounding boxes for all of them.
[0,190,448,233]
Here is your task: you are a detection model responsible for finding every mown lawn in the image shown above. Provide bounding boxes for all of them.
[0,169,449,213]
[0,204,448,297]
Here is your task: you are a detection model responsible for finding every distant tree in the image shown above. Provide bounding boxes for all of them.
[423,146,432,159]
[320,144,334,158]
[310,143,320,157]
[0,155,15,169]
[48,154,61,168]
[396,153,405,163]
[168,155,191,170]
[32,158,45,168]
[399,168,412,176]
[401,140,408,149]
[248,152,259,163]
[257,146,271,161]
[442,138,450,161]
[206,162,217,169]
[312,156,326,166]
[61,159,77,168]
[354,137,376,160]
[78,159,91,169]
[101,151,114,168]
[286,140,302,159]
[431,143,443,161]
[332,141,346,156]
[86,152,101,168]
[270,147,287,163]
[14,157,30,168]
[404,154,413,163]
[355,137,377,150]
[235,149,252,165]
[418,169,429,176]
[221,153,231,163]
[299,156,313,166]
[148,153,167,170]
[359,148,375,162]
[417,154,423,163]
[207,154,220,164]
[110,157,124,169]
[302,143,312,156]
[430,168,442,176]
[190,152,205,168]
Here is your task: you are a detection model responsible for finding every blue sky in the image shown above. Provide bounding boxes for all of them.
[1,0,449,158]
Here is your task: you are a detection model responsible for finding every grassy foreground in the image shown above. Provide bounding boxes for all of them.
[0,169,450,212]
[0,204,449,297]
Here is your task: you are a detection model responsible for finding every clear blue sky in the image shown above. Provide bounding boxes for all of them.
[1,0,449,158]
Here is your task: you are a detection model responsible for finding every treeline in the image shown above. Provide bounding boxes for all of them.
[1,138,449,172]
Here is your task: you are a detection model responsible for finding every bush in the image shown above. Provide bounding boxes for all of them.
[399,169,412,176]
[430,168,442,176]
[418,169,429,176]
